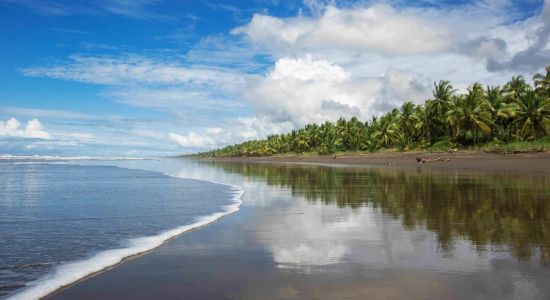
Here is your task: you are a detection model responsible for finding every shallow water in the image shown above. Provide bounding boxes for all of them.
[210,162,550,266]
[50,160,550,300]
[0,160,238,299]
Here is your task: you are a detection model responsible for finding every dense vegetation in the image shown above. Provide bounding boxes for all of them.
[205,161,550,261]
[201,66,550,157]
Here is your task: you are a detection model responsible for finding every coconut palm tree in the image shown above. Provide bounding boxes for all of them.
[340,117,365,151]
[372,113,399,148]
[504,76,528,102]
[486,85,517,139]
[422,99,437,144]
[446,83,492,145]
[433,80,455,107]
[533,65,550,97]
[318,121,337,154]
[398,101,419,145]
[432,80,455,136]
[512,89,550,140]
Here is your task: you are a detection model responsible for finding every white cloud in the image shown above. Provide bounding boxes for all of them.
[1,107,95,119]
[67,133,94,141]
[3,0,173,20]
[232,1,549,75]
[22,55,245,86]
[23,55,249,119]
[487,0,550,72]
[233,5,450,56]
[245,56,430,128]
[130,129,165,140]
[23,140,81,150]
[168,132,215,149]
[246,56,368,126]
[206,127,223,135]
[106,87,246,115]
[233,116,295,140]
[0,117,51,139]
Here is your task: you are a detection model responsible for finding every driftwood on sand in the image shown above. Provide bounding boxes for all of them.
[416,157,451,164]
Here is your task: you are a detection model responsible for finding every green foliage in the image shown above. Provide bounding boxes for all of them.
[200,66,550,157]
[478,136,550,154]
[426,139,454,152]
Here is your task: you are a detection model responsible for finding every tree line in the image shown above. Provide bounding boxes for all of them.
[200,66,550,157]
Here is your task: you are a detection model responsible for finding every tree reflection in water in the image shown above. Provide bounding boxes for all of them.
[204,161,550,263]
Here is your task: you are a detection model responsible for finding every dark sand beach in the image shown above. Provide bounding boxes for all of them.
[208,151,550,172]
[48,155,550,300]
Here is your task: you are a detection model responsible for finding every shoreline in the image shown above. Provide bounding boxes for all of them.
[7,169,244,300]
[202,151,550,173]
[31,154,548,299]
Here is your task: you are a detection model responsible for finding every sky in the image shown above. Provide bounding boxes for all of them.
[0,0,548,157]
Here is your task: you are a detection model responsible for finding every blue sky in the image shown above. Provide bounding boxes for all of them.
[0,0,548,157]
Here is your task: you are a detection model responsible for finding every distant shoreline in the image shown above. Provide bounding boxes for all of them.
[202,151,550,173]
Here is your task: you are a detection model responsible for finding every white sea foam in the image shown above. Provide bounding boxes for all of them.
[8,180,244,300]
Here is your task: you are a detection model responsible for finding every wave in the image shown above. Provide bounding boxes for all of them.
[7,179,244,300]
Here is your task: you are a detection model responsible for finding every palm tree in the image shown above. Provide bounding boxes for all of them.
[422,99,437,144]
[433,80,455,106]
[512,89,550,140]
[362,119,377,151]
[318,121,337,154]
[446,83,492,145]
[341,117,365,151]
[446,95,462,139]
[372,113,399,148]
[504,76,528,102]
[533,66,550,97]
[398,101,418,145]
[486,85,517,139]
[432,80,455,136]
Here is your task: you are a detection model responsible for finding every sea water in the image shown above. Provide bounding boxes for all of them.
[0,159,242,299]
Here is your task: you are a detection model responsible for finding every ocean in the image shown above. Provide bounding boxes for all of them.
[0,158,242,299]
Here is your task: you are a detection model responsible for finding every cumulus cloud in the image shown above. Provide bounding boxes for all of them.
[487,0,550,72]
[0,117,51,139]
[245,56,430,128]
[232,5,450,56]
[374,68,430,112]
[232,1,549,74]
[246,56,369,126]
[457,36,508,61]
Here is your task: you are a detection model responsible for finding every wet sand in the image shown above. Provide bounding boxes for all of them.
[208,152,550,172]
[47,158,550,300]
